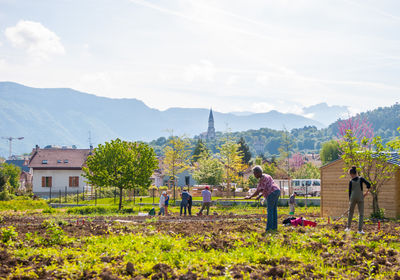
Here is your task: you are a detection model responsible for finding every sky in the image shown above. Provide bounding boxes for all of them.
[1,0,400,116]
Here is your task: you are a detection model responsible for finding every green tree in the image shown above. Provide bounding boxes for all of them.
[0,163,21,194]
[192,151,223,186]
[192,139,208,162]
[291,163,320,179]
[339,130,399,216]
[247,174,258,188]
[320,140,341,165]
[83,139,158,210]
[263,161,277,178]
[237,137,252,165]
[218,138,245,190]
[163,136,191,200]
[278,129,293,177]
[0,169,8,193]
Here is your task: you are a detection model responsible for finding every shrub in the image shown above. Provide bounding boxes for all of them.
[40,220,65,246]
[67,206,110,215]
[0,190,11,201]
[277,199,288,207]
[297,201,305,207]
[370,208,385,220]
[120,207,135,214]
[1,226,18,243]
[43,208,57,214]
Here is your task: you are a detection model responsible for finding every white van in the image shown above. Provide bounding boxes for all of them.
[291,179,320,196]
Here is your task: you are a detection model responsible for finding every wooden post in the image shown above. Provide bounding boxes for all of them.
[59,190,61,203]
[76,189,79,205]
[65,186,67,203]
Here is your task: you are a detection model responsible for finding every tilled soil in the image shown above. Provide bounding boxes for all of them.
[1,213,399,279]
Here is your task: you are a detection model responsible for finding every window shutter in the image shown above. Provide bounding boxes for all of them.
[75,177,79,187]
[69,177,72,187]
[42,177,45,187]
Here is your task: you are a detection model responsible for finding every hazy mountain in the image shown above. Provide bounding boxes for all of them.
[302,103,349,126]
[0,82,324,156]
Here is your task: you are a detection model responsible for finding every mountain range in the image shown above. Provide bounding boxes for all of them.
[0,82,348,157]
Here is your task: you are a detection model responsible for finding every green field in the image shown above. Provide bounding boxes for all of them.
[0,198,399,279]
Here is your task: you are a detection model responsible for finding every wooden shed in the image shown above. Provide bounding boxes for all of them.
[320,158,400,219]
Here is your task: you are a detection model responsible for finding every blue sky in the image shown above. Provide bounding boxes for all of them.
[1,0,400,115]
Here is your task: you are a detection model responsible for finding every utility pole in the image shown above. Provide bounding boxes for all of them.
[2,136,24,159]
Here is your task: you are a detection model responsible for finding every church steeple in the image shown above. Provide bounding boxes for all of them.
[207,108,215,139]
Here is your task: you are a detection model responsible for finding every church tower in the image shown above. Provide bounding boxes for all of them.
[207,108,216,140]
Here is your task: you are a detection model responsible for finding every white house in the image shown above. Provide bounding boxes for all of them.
[29,146,91,197]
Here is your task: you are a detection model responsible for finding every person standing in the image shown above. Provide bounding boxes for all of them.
[198,186,212,215]
[345,166,371,234]
[164,192,169,216]
[187,191,193,216]
[180,189,190,216]
[158,191,166,216]
[289,193,296,215]
[245,166,281,232]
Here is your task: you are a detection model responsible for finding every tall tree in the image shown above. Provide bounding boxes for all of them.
[339,130,399,217]
[218,138,245,190]
[192,138,208,162]
[0,163,21,194]
[291,163,320,179]
[192,151,223,186]
[237,137,252,165]
[278,129,293,177]
[83,139,158,210]
[163,136,191,200]
[337,117,374,141]
[320,140,340,165]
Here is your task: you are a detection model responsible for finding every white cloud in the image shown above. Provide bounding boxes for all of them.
[255,74,270,86]
[251,102,275,113]
[5,20,65,60]
[183,60,216,82]
[0,59,6,70]
[225,75,238,86]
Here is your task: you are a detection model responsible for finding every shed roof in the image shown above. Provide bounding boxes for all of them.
[320,152,400,170]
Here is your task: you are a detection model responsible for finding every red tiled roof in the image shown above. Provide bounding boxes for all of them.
[29,149,91,169]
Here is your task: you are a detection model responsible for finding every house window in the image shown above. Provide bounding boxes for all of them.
[64,159,69,163]
[69,176,79,187]
[41,176,52,188]
[57,160,62,163]
[42,160,48,164]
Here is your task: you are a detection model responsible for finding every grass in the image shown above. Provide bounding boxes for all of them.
[1,198,399,279]
[0,199,50,211]
[3,217,399,279]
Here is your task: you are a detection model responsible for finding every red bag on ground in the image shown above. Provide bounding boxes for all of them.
[290,217,317,227]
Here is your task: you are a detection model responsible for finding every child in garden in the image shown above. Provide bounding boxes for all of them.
[289,193,296,215]
[158,191,167,215]
[345,166,371,234]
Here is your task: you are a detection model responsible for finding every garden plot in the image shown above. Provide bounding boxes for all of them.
[0,213,399,279]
